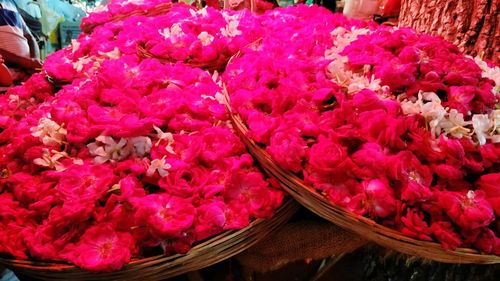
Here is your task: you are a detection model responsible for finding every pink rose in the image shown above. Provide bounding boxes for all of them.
[267,129,307,173]
[307,135,348,175]
[133,194,196,239]
[473,228,500,255]
[62,224,134,272]
[400,208,433,241]
[477,173,500,216]
[363,179,397,219]
[438,190,495,231]
[430,221,462,250]
[194,201,226,240]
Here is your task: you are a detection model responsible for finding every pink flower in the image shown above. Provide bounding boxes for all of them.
[62,224,134,272]
[199,127,245,165]
[477,173,500,216]
[307,135,349,176]
[432,164,464,180]
[133,194,196,239]
[473,228,500,255]
[384,151,433,203]
[321,179,362,208]
[350,142,387,178]
[400,208,433,241]
[374,58,417,90]
[267,129,307,173]
[479,144,500,169]
[117,175,146,201]
[158,167,208,198]
[55,164,117,202]
[194,201,226,240]
[446,86,475,115]
[283,100,322,137]
[246,110,279,144]
[362,179,397,219]
[430,221,462,250]
[224,170,283,218]
[0,222,29,259]
[357,110,408,149]
[438,190,495,231]
[352,89,400,114]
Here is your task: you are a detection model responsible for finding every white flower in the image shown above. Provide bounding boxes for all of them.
[87,136,131,164]
[220,20,242,38]
[8,94,19,105]
[98,47,121,60]
[70,40,80,54]
[159,24,184,43]
[400,96,422,115]
[153,126,175,154]
[30,116,67,146]
[119,0,144,7]
[439,109,470,139]
[72,56,93,72]
[474,56,500,95]
[472,114,492,145]
[130,136,152,157]
[33,149,67,171]
[198,31,214,46]
[326,58,351,84]
[159,27,171,39]
[489,110,500,134]
[190,7,208,17]
[146,157,171,177]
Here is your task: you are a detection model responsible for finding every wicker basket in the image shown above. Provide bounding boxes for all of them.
[0,200,299,281]
[226,100,500,264]
[81,2,174,34]
[137,45,229,73]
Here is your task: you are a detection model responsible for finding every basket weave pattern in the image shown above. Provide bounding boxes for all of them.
[227,105,500,264]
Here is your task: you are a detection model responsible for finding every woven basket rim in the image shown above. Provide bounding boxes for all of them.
[0,200,299,280]
[225,99,500,264]
[81,2,174,34]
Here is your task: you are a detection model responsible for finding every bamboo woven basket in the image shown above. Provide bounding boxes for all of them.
[225,96,500,264]
[0,200,299,281]
[137,45,229,73]
[81,2,174,34]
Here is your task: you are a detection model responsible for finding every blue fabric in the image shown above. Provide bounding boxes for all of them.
[0,9,22,28]
[0,269,19,281]
[0,0,23,28]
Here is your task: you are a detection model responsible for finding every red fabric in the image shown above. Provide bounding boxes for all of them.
[205,0,221,9]
[383,0,401,16]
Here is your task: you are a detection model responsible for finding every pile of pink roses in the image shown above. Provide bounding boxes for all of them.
[2,1,499,273]
[0,54,283,271]
[225,14,500,253]
[45,3,263,82]
[80,0,173,33]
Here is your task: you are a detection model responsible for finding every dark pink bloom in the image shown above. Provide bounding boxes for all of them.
[477,173,500,216]
[438,190,495,231]
[473,228,500,255]
[194,201,226,240]
[431,221,462,250]
[62,224,134,272]
[267,129,307,173]
[307,135,349,175]
[363,179,397,219]
[400,208,433,241]
[133,194,196,239]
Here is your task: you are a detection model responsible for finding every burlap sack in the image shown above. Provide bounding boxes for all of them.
[236,220,367,272]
